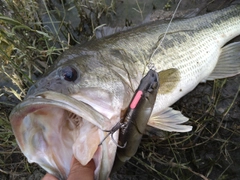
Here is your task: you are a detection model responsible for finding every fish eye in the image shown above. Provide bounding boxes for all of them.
[61,66,78,82]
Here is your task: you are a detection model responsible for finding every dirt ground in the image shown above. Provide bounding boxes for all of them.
[0,0,240,179]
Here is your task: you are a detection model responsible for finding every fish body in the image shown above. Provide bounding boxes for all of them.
[10,3,240,180]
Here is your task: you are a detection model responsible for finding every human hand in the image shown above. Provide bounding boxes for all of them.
[42,157,95,180]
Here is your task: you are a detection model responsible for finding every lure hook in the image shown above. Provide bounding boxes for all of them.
[98,122,127,148]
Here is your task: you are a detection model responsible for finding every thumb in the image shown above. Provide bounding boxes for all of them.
[67,157,95,180]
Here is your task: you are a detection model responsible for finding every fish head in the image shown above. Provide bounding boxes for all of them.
[10,52,134,179]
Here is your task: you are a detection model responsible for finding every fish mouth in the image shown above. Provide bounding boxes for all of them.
[10,91,118,179]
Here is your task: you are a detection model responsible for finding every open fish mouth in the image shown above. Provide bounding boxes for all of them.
[10,91,117,179]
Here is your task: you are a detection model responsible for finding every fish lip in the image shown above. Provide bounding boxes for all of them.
[10,91,112,129]
[10,91,115,179]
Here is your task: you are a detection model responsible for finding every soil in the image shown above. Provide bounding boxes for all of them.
[1,0,240,179]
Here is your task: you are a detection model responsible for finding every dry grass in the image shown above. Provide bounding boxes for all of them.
[0,0,116,179]
[0,0,240,179]
[116,76,240,180]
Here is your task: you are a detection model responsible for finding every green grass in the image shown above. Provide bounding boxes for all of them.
[0,0,117,179]
[0,0,240,179]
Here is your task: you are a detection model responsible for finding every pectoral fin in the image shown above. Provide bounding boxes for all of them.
[158,68,181,94]
[207,42,240,80]
[147,108,192,132]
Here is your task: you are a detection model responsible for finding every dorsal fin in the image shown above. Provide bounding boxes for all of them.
[207,42,240,81]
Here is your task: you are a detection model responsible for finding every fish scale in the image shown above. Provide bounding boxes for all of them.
[10,3,240,180]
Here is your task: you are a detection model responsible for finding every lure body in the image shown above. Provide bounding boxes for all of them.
[111,69,160,173]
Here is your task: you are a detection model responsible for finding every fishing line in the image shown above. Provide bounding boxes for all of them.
[99,0,183,147]
[148,0,183,69]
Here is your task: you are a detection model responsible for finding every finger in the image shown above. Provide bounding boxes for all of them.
[41,173,58,180]
[67,158,95,180]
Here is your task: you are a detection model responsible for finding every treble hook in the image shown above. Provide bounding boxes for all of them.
[98,121,127,148]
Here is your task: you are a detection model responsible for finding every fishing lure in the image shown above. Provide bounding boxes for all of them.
[100,1,183,173]
[110,69,160,173]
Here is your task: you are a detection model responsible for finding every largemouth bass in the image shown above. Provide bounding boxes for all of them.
[10,2,240,180]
